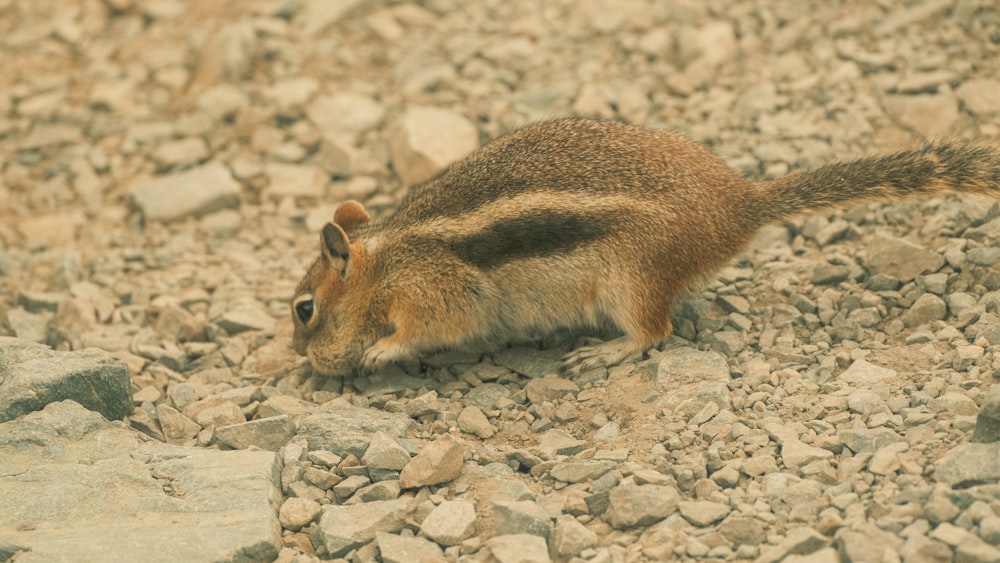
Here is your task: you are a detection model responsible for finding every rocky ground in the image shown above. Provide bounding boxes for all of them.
[3,0,1000,561]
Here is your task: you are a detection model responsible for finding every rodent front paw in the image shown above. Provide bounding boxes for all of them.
[360,338,407,372]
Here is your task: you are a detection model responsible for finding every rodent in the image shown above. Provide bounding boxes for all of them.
[290,117,1000,377]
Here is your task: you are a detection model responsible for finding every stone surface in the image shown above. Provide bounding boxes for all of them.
[375,531,445,563]
[388,106,479,186]
[0,338,132,424]
[295,405,415,458]
[420,500,477,546]
[214,415,297,451]
[362,431,412,470]
[492,500,552,538]
[0,401,281,562]
[864,235,945,283]
[550,515,598,559]
[398,434,465,489]
[486,533,552,563]
[310,498,410,558]
[278,497,322,531]
[603,484,680,529]
[130,161,241,222]
[655,347,731,386]
[935,443,1000,487]
[973,385,1000,443]
[956,78,1000,116]
[678,500,731,527]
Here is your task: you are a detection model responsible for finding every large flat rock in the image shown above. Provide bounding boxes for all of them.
[0,337,132,424]
[0,401,282,562]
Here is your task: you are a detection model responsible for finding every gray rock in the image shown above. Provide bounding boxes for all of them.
[156,403,201,445]
[537,428,587,457]
[130,161,241,223]
[980,516,1000,545]
[973,385,1000,443]
[294,0,365,37]
[836,529,902,563]
[0,338,131,423]
[812,263,852,285]
[295,405,415,458]
[549,460,616,484]
[968,247,1000,267]
[493,346,565,378]
[279,497,322,531]
[306,92,385,136]
[935,443,1000,487]
[264,162,328,200]
[493,500,552,538]
[215,415,296,451]
[929,391,980,416]
[777,438,834,470]
[388,106,479,186]
[603,484,680,529]
[310,498,410,558]
[457,405,496,439]
[352,480,401,503]
[678,500,731,527]
[550,515,597,560]
[956,78,1000,117]
[524,376,579,404]
[402,390,440,418]
[196,84,249,120]
[883,92,959,139]
[654,347,731,386]
[718,515,767,546]
[151,137,210,171]
[956,535,1000,563]
[464,383,513,410]
[375,531,444,563]
[838,427,904,454]
[900,535,952,563]
[924,489,961,525]
[333,474,371,502]
[0,401,281,562]
[864,235,945,283]
[398,434,465,489]
[420,499,476,546]
[486,533,552,563]
[847,390,885,414]
[215,303,276,335]
[758,527,829,563]
[362,431,412,471]
[900,293,948,328]
[838,359,897,387]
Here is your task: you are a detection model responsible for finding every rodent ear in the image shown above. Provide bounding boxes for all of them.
[333,200,371,234]
[321,222,351,270]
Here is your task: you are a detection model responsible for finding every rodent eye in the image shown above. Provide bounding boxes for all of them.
[294,296,314,324]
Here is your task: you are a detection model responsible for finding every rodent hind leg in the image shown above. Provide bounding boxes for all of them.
[561,335,654,376]
[562,291,676,375]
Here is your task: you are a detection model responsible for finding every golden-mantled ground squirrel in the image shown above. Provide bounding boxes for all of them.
[291,118,1000,377]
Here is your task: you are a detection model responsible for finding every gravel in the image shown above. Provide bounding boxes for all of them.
[2,0,1000,561]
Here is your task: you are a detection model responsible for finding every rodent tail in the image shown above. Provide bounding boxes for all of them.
[756,142,1000,223]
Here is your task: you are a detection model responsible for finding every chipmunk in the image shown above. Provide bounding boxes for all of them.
[291,117,1000,377]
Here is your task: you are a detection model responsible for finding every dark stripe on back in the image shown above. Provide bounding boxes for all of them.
[442,209,615,270]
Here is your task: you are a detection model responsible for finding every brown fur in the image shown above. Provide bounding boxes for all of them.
[291,118,1000,376]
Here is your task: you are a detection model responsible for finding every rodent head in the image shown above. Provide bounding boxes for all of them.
[291,201,373,376]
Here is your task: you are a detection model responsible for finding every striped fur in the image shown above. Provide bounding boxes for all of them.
[291,118,1000,376]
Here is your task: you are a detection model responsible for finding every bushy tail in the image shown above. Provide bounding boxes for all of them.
[757,142,1000,222]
